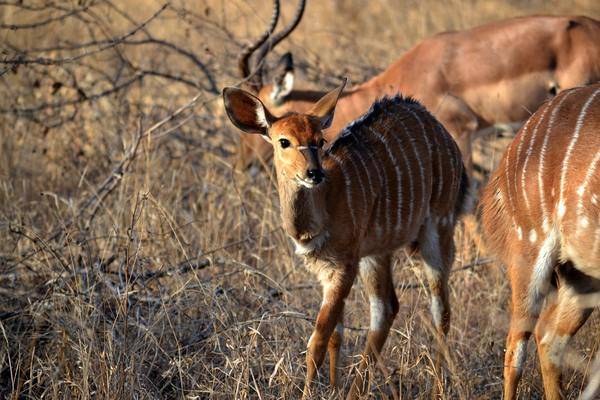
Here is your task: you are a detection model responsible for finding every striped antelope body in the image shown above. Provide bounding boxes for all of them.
[481,83,600,400]
[223,79,469,398]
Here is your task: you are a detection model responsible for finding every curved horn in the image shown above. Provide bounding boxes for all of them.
[251,0,306,85]
[237,0,280,91]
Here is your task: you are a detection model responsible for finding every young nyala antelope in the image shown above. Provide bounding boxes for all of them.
[223,78,469,398]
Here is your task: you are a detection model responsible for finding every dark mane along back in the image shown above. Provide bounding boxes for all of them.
[326,94,424,155]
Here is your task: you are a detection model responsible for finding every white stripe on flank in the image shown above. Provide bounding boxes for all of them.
[559,89,600,220]
[521,104,551,213]
[329,153,357,229]
[367,127,402,234]
[406,107,433,165]
[347,148,368,224]
[385,111,425,227]
[382,123,410,236]
[538,90,575,232]
[429,121,444,203]
[362,141,386,238]
[384,123,412,232]
[514,115,534,206]
[504,144,519,234]
[576,151,600,235]
[435,122,456,197]
[353,147,374,199]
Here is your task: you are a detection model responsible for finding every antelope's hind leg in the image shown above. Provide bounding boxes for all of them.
[418,218,453,338]
[415,217,456,398]
[346,254,399,400]
[534,267,593,400]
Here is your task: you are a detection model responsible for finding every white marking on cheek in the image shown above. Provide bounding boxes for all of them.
[513,340,528,372]
[529,229,537,244]
[369,297,386,332]
[430,295,443,330]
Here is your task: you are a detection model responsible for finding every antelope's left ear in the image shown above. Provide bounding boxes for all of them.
[309,77,347,130]
[222,87,275,136]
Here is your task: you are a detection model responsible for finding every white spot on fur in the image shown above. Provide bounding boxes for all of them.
[529,229,537,244]
[516,226,523,241]
[580,217,590,229]
[542,217,551,234]
[577,185,586,196]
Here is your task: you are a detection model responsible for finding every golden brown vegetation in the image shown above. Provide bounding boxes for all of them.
[0,1,598,398]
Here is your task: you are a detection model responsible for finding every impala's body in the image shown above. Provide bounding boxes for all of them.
[481,83,600,399]
[238,13,600,175]
[223,80,469,398]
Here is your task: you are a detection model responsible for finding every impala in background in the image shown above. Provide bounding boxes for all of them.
[481,83,600,400]
[223,78,469,399]
[235,1,600,178]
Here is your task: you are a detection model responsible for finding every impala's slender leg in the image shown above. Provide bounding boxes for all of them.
[303,265,356,399]
[534,273,593,400]
[347,254,399,400]
[504,263,538,400]
[327,305,344,389]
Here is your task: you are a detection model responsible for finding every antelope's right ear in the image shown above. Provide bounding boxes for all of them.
[222,87,275,136]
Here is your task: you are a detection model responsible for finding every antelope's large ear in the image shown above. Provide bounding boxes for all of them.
[270,52,295,104]
[222,87,275,136]
[309,77,347,130]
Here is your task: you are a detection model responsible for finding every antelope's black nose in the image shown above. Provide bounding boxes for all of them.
[306,169,324,184]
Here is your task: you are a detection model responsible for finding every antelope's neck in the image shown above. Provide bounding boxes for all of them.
[278,177,329,253]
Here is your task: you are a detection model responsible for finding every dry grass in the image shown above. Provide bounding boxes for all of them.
[0,1,599,399]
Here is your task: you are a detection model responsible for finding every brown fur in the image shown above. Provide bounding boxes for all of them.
[481,83,600,399]
[238,15,600,175]
[224,82,468,398]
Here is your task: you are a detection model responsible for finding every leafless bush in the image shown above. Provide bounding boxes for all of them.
[0,0,598,398]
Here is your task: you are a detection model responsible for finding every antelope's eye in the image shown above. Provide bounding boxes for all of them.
[318,138,326,148]
[279,138,291,149]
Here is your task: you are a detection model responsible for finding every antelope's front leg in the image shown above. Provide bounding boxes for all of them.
[303,267,356,399]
